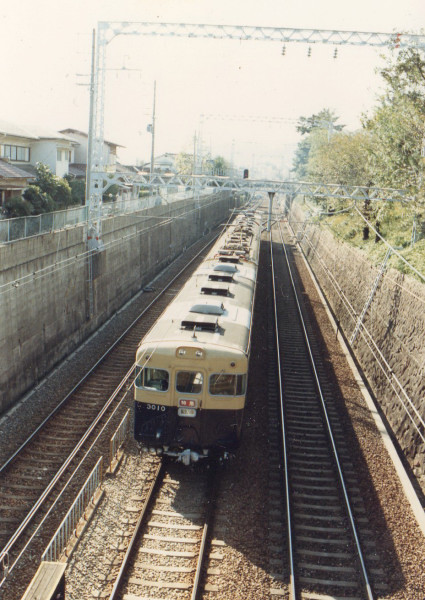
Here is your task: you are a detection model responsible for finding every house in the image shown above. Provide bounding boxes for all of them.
[139,153,177,174]
[0,120,129,207]
[0,119,78,179]
[0,159,34,207]
[59,128,122,178]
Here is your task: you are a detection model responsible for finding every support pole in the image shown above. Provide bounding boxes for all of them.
[150,80,156,177]
[85,29,95,208]
[267,191,275,232]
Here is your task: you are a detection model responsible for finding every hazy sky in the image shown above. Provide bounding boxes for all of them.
[1,0,424,175]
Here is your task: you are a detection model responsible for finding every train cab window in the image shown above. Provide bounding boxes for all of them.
[209,373,247,396]
[135,367,169,391]
[176,371,203,394]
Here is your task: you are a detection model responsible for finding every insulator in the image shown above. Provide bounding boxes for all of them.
[333,48,338,59]
[281,44,286,55]
[307,46,312,57]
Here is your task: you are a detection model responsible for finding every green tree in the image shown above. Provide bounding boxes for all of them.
[292,109,345,180]
[54,178,73,208]
[27,163,73,212]
[212,156,229,176]
[292,137,313,180]
[3,196,33,217]
[362,46,425,199]
[103,183,119,202]
[296,108,345,137]
[64,176,86,205]
[307,130,373,186]
[23,185,56,214]
[175,152,194,175]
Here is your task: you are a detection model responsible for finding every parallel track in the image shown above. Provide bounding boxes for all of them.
[0,232,220,599]
[269,221,388,599]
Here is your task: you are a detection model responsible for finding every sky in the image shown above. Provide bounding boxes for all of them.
[1,0,424,177]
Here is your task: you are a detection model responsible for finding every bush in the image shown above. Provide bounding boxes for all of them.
[54,178,73,209]
[3,196,33,217]
[344,228,357,240]
[67,179,86,205]
[103,183,119,202]
[23,185,56,214]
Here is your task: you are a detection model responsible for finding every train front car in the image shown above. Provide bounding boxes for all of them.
[134,211,260,465]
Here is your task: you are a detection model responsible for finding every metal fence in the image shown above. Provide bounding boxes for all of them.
[0,193,172,244]
[42,457,103,562]
[0,206,87,243]
[108,409,130,472]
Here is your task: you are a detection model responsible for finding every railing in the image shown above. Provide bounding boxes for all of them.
[0,206,88,243]
[42,457,103,562]
[108,409,130,472]
[0,190,189,244]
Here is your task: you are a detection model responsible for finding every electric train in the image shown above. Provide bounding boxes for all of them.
[134,209,261,464]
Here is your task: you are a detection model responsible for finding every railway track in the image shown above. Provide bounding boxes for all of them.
[0,231,220,600]
[269,221,388,599]
[108,461,217,600]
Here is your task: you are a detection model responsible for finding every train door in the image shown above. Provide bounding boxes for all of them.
[172,368,206,449]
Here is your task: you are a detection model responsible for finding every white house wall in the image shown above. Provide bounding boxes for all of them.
[30,141,71,177]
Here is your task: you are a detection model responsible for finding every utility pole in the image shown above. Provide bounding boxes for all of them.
[85,28,96,208]
[150,80,156,177]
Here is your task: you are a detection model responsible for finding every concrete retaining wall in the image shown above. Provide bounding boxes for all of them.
[288,200,425,487]
[0,192,239,414]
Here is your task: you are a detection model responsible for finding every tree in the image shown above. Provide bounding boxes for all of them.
[54,178,73,208]
[25,163,74,213]
[295,108,344,137]
[292,109,345,180]
[212,156,229,176]
[23,185,56,214]
[291,137,311,180]
[362,46,425,200]
[379,46,425,105]
[307,130,373,187]
[64,176,86,205]
[3,196,33,218]
[103,183,119,202]
[175,152,194,175]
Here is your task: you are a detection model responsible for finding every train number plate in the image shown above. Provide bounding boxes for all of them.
[178,407,197,418]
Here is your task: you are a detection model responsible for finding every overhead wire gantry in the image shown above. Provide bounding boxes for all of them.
[88,22,424,249]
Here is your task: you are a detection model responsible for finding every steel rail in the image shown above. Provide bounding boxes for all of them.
[107,461,164,600]
[287,216,425,442]
[276,221,374,599]
[0,230,223,586]
[190,465,218,600]
[269,229,296,599]
[0,364,135,588]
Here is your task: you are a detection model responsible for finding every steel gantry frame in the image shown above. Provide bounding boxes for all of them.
[113,172,408,203]
[88,21,425,249]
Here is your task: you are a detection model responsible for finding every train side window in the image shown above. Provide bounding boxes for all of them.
[135,367,169,391]
[209,373,246,396]
[176,371,203,393]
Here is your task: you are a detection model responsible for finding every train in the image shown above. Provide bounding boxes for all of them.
[134,208,261,465]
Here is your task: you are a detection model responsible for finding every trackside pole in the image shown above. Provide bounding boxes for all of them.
[267,191,275,231]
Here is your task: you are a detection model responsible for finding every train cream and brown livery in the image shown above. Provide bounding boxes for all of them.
[134,209,260,464]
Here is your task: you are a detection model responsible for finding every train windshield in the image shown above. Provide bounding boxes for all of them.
[209,373,246,396]
[176,371,203,394]
[135,367,169,391]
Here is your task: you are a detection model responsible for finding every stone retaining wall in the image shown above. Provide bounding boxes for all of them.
[0,192,239,414]
[288,200,425,488]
